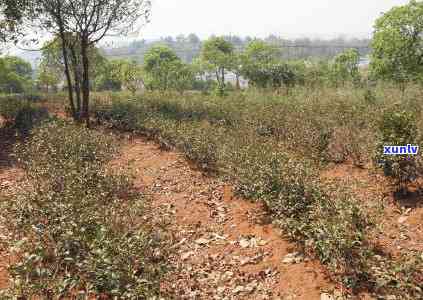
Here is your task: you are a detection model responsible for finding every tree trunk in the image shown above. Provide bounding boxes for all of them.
[80,37,90,127]
[69,44,82,120]
[58,29,76,120]
[235,73,240,90]
[215,70,220,87]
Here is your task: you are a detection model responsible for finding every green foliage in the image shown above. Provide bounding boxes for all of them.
[143,45,182,91]
[91,87,423,297]
[243,40,281,65]
[13,105,49,136]
[0,56,33,93]
[200,37,234,91]
[370,0,423,84]
[240,40,304,88]
[95,59,145,94]
[241,40,280,88]
[104,34,371,63]
[376,108,420,191]
[36,61,61,92]
[40,35,106,90]
[0,96,48,135]
[379,109,417,147]
[167,60,195,94]
[118,60,144,94]
[1,120,166,298]
[95,59,127,91]
[329,49,361,86]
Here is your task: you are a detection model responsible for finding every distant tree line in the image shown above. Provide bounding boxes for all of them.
[33,35,363,97]
[1,0,423,118]
[103,34,371,63]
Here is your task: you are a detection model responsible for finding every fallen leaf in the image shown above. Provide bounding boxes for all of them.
[195,238,210,245]
[239,238,250,248]
[181,251,194,260]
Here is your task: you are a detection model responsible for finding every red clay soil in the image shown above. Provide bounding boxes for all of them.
[321,162,423,257]
[0,125,24,291]
[113,136,342,299]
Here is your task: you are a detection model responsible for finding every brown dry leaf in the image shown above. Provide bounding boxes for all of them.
[195,238,210,245]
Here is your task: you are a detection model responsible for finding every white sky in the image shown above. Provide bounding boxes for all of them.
[139,0,410,39]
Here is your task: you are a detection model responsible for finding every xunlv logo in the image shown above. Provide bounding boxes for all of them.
[383,144,419,155]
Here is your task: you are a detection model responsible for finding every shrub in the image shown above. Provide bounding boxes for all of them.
[1,120,166,298]
[376,108,421,192]
[88,88,423,297]
[0,96,49,135]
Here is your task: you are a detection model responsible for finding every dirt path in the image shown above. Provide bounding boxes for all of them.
[0,128,24,291]
[114,136,339,299]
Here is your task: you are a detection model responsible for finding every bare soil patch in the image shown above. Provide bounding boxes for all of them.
[0,126,24,291]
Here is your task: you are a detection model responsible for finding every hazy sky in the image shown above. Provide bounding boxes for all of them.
[140,0,410,39]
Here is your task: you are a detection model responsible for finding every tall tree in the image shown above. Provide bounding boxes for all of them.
[201,37,234,93]
[10,0,151,124]
[119,60,145,95]
[370,0,423,85]
[241,40,281,88]
[37,61,61,93]
[40,36,106,112]
[144,45,181,91]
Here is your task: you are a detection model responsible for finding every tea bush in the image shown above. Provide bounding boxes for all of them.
[375,107,422,192]
[0,96,48,135]
[1,120,167,299]
[88,86,423,297]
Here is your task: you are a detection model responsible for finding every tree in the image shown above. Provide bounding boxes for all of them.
[243,40,281,66]
[238,40,300,90]
[10,0,151,124]
[143,45,181,91]
[4,56,32,79]
[241,40,282,88]
[231,52,244,90]
[95,59,125,91]
[37,61,61,93]
[370,0,423,85]
[200,37,234,93]
[330,48,360,86]
[0,56,32,94]
[168,61,195,94]
[40,36,106,107]
[119,60,145,95]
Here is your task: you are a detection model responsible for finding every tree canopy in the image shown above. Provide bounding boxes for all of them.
[330,48,360,86]
[4,0,151,124]
[0,56,32,93]
[370,0,423,84]
[200,37,234,92]
[144,45,182,91]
